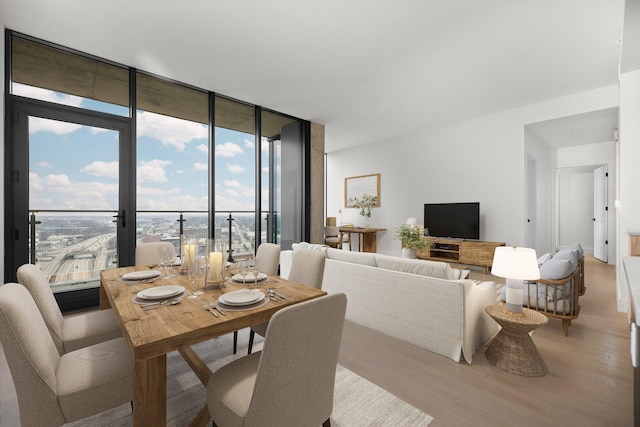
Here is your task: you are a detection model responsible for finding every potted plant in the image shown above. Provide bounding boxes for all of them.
[394,224,432,258]
[348,194,378,227]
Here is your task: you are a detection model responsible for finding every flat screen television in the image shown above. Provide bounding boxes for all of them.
[424,202,480,240]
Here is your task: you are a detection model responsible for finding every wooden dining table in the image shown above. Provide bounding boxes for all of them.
[99,265,327,427]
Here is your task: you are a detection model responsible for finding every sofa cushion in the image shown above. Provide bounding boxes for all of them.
[292,242,328,252]
[325,248,377,267]
[374,254,451,279]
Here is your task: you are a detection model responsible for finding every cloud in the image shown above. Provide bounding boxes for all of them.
[227,163,245,174]
[38,161,52,168]
[244,138,254,148]
[196,144,208,153]
[29,116,82,135]
[29,172,118,210]
[137,111,207,151]
[137,159,172,183]
[13,83,84,108]
[223,179,243,188]
[215,142,243,158]
[193,162,208,171]
[81,161,119,179]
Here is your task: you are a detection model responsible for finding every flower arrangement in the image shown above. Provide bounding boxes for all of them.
[348,194,378,218]
[394,224,432,251]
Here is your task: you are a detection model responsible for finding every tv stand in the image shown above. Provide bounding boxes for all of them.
[415,238,505,273]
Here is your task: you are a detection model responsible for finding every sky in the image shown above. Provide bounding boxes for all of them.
[17,83,267,214]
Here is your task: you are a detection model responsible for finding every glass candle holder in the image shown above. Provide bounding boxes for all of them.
[206,239,226,288]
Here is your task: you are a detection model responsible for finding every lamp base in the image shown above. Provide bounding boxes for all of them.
[502,307,526,318]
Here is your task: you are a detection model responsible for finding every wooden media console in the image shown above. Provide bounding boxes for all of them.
[415,238,505,273]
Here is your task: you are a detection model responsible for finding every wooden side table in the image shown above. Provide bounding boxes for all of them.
[485,304,549,377]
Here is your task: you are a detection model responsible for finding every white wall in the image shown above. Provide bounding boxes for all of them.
[524,127,553,254]
[326,85,619,257]
[618,69,640,311]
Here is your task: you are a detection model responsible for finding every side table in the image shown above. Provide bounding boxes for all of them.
[485,304,549,377]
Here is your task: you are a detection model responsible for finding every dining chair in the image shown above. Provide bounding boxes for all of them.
[324,225,344,249]
[233,243,281,354]
[134,241,176,266]
[254,242,281,275]
[207,293,347,427]
[16,263,121,354]
[248,248,326,353]
[0,283,133,427]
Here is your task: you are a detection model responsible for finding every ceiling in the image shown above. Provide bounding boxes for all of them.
[0,0,628,152]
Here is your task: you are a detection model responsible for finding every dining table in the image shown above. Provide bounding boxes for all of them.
[99,264,327,427]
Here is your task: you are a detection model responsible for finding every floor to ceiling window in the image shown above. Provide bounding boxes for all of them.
[4,31,310,310]
[136,73,210,254]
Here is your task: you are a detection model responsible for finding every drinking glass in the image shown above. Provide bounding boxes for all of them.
[240,260,250,284]
[162,246,175,278]
[189,260,205,297]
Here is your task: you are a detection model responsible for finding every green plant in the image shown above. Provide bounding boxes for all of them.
[348,194,378,218]
[394,224,432,250]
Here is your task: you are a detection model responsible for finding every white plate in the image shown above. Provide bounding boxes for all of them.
[137,285,185,300]
[219,290,265,306]
[122,270,161,281]
[231,272,267,283]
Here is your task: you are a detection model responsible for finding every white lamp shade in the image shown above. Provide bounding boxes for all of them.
[405,217,418,226]
[491,246,540,280]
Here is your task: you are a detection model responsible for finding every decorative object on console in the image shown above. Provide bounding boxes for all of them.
[348,193,378,228]
[491,246,540,317]
[395,221,432,259]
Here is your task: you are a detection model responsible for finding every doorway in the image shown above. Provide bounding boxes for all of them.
[6,98,134,297]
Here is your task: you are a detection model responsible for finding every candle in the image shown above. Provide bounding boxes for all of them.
[208,251,222,282]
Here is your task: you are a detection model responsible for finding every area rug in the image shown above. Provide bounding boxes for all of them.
[67,332,433,426]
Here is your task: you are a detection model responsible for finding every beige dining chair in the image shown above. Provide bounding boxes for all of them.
[324,225,344,249]
[0,283,133,427]
[134,241,176,266]
[207,293,347,427]
[248,248,326,353]
[16,263,121,354]
[254,242,281,275]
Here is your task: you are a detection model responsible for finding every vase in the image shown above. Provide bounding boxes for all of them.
[402,248,416,259]
[364,219,371,228]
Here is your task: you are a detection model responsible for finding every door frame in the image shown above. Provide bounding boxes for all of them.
[5,96,135,283]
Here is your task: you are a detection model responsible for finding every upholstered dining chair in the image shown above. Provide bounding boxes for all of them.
[254,242,281,275]
[135,241,176,266]
[248,248,326,353]
[232,243,281,354]
[16,263,121,354]
[0,283,133,427]
[324,225,349,250]
[207,293,347,427]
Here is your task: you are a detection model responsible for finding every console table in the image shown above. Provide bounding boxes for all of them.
[415,238,505,273]
[338,227,386,252]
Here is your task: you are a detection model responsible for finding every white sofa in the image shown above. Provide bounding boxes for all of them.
[280,244,499,363]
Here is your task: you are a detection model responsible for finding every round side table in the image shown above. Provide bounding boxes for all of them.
[485,304,549,377]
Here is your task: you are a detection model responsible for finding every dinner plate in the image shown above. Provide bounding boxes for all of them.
[219,290,265,306]
[231,272,267,283]
[137,285,185,300]
[122,270,161,281]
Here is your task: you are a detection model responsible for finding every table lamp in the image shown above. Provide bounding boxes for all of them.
[491,246,540,317]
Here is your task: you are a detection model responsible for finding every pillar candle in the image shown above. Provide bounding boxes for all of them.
[208,251,222,282]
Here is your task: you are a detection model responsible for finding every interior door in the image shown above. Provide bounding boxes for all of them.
[6,99,134,288]
[593,165,608,262]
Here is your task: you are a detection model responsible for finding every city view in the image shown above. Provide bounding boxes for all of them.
[33,213,261,292]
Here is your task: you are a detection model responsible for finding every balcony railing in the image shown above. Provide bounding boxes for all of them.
[29,209,276,292]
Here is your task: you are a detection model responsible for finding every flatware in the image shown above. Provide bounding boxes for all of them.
[203,304,219,318]
[142,300,170,310]
[212,305,226,315]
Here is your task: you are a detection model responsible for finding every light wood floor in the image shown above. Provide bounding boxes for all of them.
[0,256,632,426]
[338,255,633,426]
